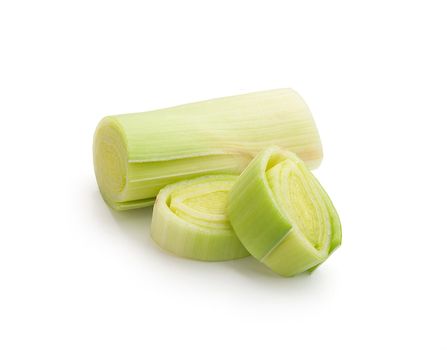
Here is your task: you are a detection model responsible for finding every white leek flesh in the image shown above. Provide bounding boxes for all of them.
[151,175,249,261]
[93,89,323,210]
[228,146,341,276]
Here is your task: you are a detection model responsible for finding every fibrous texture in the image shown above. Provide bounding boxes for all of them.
[93,89,323,210]
[228,146,341,276]
[151,175,249,261]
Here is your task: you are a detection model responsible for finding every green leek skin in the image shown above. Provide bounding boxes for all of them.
[93,89,323,210]
[151,175,249,261]
[228,147,341,276]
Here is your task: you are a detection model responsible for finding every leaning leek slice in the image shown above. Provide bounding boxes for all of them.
[228,147,341,276]
[93,89,323,210]
[151,175,249,261]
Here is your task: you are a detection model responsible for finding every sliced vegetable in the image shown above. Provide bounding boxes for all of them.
[93,89,323,210]
[151,175,249,261]
[228,146,341,276]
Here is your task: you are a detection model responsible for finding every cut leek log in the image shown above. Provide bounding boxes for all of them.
[151,175,249,261]
[228,147,341,276]
[93,89,323,210]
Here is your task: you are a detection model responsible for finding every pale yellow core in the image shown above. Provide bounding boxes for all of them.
[183,191,228,215]
[266,159,328,250]
[169,179,234,232]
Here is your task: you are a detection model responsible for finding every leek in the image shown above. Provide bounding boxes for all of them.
[228,146,341,276]
[93,89,323,210]
[151,175,249,261]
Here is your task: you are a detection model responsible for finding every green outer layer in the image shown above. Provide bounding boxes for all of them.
[228,147,341,276]
[93,89,323,210]
[151,175,249,261]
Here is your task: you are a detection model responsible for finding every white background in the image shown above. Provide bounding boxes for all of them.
[1,1,446,349]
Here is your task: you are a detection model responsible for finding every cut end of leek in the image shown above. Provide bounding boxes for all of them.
[228,146,341,276]
[93,89,323,210]
[151,175,249,261]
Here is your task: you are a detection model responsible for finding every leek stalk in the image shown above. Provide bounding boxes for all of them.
[93,89,323,210]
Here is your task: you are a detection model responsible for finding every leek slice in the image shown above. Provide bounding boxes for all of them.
[151,175,249,261]
[93,89,323,210]
[228,147,341,276]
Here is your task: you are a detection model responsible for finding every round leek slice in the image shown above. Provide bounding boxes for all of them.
[228,147,341,276]
[151,175,249,261]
